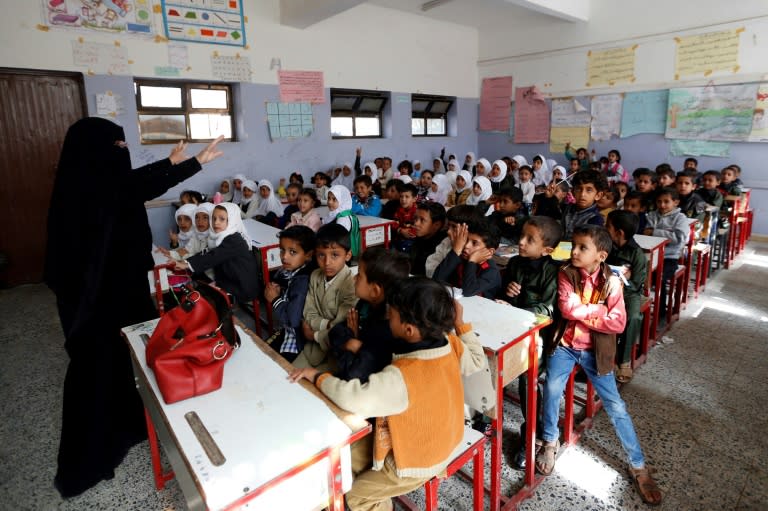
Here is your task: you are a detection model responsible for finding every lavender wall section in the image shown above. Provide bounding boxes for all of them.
[84,75,479,245]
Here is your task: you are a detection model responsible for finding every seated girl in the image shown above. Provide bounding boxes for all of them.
[253,179,285,226]
[215,179,233,203]
[239,179,260,219]
[161,202,215,260]
[287,187,323,231]
[313,171,331,204]
[467,176,493,216]
[169,204,196,249]
[446,170,472,207]
[324,185,360,257]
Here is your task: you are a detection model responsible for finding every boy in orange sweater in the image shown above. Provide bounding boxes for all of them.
[289,277,489,511]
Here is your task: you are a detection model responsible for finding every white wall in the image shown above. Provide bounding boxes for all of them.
[0,1,478,98]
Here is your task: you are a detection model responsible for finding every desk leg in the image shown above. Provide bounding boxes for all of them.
[327,446,344,511]
[490,352,504,511]
[524,332,538,487]
[145,408,174,490]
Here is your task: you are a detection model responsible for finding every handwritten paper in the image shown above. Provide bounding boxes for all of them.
[551,98,591,127]
[71,40,130,74]
[748,84,768,142]
[674,29,742,79]
[621,90,669,137]
[550,126,589,154]
[211,54,252,82]
[669,139,731,157]
[278,70,325,104]
[514,86,549,144]
[666,84,757,141]
[168,43,188,68]
[590,94,623,141]
[96,91,124,115]
[586,46,636,87]
[479,76,513,131]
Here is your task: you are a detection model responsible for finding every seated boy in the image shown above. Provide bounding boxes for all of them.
[695,170,724,210]
[410,202,448,276]
[295,223,358,371]
[490,186,528,245]
[380,178,404,220]
[676,169,707,227]
[532,180,569,220]
[536,225,662,506]
[596,186,618,222]
[654,165,676,189]
[351,175,383,217]
[328,247,410,383]
[433,217,502,297]
[425,205,484,278]
[561,170,607,240]
[632,168,657,202]
[605,211,647,384]
[623,191,648,233]
[392,183,419,252]
[264,226,317,363]
[718,165,742,196]
[497,216,562,469]
[289,277,489,511]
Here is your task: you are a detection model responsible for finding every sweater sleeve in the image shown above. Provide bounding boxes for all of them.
[460,261,501,297]
[317,365,409,417]
[455,324,488,376]
[425,238,452,278]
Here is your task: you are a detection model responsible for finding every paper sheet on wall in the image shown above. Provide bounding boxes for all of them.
[586,46,636,87]
[666,84,757,141]
[514,86,549,144]
[42,0,154,35]
[168,43,188,69]
[620,90,669,137]
[748,84,768,142]
[278,71,325,104]
[479,76,513,131]
[590,94,623,141]
[550,126,590,154]
[266,102,313,140]
[161,0,246,47]
[674,28,742,80]
[72,40,130,74]
[551,98,591,127]
[211,54,252,82]
[96,91,124,116]
[669,140,730,157]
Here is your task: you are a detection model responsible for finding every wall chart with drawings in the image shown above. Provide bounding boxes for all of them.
[161,0,245,47]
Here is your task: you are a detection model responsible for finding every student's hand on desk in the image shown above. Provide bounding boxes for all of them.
[643,228,654,236]
[195,135,225,165]
[453,299,465,331]
[344,338,363,354]
[174,260,189,271]
[155,246,171,258]
[450,223,469,254]
[468,247,494,264]
[264,282,281,302]
[505,281,522,297]
[288,367,319,384]
[347,309,359,337]
[301,320,315,341]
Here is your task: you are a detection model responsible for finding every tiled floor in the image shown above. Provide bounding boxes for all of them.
[1,242,767,510]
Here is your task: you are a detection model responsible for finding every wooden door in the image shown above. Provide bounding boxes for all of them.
[0,69,86,287]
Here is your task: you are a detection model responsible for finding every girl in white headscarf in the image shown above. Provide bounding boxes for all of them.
[333,162,356,191]
[447,170,472,207]
[510,155,528,183]
[432,157,445,174]
[163,202,215,260]
[531,154,551,187]
[475,158,491,177]
[239,179,260,219]
[427,174,450,205]
[231,173,246,204]
[254,179,285,225]
[324,185,361,256]
[215,179,233,203]
[169,203,196,249]
[463,152,476,173]
[489,159,515,193]
[468,176,494,215]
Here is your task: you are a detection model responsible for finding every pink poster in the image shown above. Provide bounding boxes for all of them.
[514,86,550,143]
[278,70,325,103]
[479,76,513,131]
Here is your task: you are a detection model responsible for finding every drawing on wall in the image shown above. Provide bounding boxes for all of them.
[590,94,623,141]
[669,140,731,157]
[620,90,669,137]
[43,0,154,35]
[479,76,513,132]
[161,0,246,47]
[266,102,313,140]
[748,84,768,142]
[665,84,758,142]
[211,54,251,82]
[514,86,550,144]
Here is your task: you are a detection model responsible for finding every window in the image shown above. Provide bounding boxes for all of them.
[330,89,388,138]
[134,79,235,144]
[411,94,454,136]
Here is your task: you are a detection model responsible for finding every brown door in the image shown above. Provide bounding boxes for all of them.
[0,69,86,287]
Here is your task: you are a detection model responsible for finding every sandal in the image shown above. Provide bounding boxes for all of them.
[628,466,662,506]
[615,363,633,384]
[534,440,559,476]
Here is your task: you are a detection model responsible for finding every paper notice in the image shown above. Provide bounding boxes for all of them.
[278,70,325,104]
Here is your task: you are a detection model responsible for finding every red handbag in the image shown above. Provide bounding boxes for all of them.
[146,281,240,404]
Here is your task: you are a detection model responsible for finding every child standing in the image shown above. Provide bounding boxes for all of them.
[606,211,647,384]
[264,226,317,363]
[393,183,419,252]
[603,149,628,183]
[352,175,383,217]
[296,223,358,371]
[287,188,323,231]
[676,170,707,226]
[490,186,527,245]
[289,278,489,511]
[564,143,592,172]
[561,170,607,240]
[536,225,662,506]
[410,202,448,276]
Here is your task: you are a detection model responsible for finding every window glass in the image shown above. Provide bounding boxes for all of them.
[140,86,182,108]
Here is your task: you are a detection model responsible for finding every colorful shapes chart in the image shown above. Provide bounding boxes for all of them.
[43,0,154,35]
[162,0,246,47]
[266,102,314,140]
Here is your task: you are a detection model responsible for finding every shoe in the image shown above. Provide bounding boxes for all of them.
[512,446,526,470]
[471,416,493,437]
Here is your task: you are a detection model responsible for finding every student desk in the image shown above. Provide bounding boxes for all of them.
[633,234,668,344]
[458,296,551,511]
[243,218,282,282]
[148,247,171,294]
[121,320,370,511]
[315,206,397,250]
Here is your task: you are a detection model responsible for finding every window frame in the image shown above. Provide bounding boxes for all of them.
[330,88,388,139]
[411,94,454,137]
[134,78,236,144]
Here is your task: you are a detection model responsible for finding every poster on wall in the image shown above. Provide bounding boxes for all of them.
[748,85,768,142]
[162,0,246,47]
[549,98,590,152]
[479,76,513,132]
[266,102,313,140]
[674,28,742,80]
[514,86,549,144]
[278,71,325,104]
[72,40,131,74]
[42,0,154,35]
[665,84,758,142]
[586,46,636,87]
[620,90,668,137]
[590,94,623,141]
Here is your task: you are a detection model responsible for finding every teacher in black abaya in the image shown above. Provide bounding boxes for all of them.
[44,117,224,498]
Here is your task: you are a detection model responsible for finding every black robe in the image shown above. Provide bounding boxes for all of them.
[44,117,203,497]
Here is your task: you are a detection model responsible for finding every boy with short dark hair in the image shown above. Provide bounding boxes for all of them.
[684,157,698,171]
[295,223,358,371]
[623,191,648,233]
[561,170,607,240]
[490,186,528,245]
[352,175,382,217]
[289,278,489,511]
[597,186,618,222]
[676,169,707,225]
[536,225,662,506]
[410,202,448,276]
[696,170,724,210]
[393,183,419,252]
[380,178,404,220]
[433,217,502,297]
[718,166,742,196]
[633,168,657,195]
[425,205,485,278]
[655,166,676,189]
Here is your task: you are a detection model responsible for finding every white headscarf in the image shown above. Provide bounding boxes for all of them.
[324,185,353,224]
[175,204,197,246]
[512,155,528,167]
[456,170,472,193]
[210,202,250,247]
[231,173,246,204]
[217,179,233,202]
[240,179,257,206]
[475,158,491,176]
[447,159,461,172]
[428,174,450,204]
[333,163,355,191]
[363,161,378,178]
[490,159,508,183]
[445,170,457,190]
[468,176,492,205]
[464,152,476,170]
[433,158,445,174]
[255,179,285,217]
[194,203,215,242]
[552,165,567,184]
[532,154,551,186]
[397,175,413,184]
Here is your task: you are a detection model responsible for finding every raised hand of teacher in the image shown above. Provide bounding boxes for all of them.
[196,135,225,164]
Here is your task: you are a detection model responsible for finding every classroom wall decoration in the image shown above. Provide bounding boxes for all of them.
[161,0,246,47]
[620,90,669,137]
[549,98,590,152]
[266,102,313,140]
[590,94,622,141]
[514,86,550,144]
[748,85,768,142]
[42,0,154,35]
[669,140,731,158]
[586,46,636,87]
[665,83,758,142]
[278,71,326,104]
[210,53,251,82]
[479,76,513,131]
[72,39,130,74]
[674,28,743,80]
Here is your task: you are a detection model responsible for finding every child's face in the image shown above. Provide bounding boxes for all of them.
[298,194,314,214]
[570,159,580,172]
[421,173,433,187]
[177,215,193,232]
[624,198,644,214]
[465,155,472,164]
[552,169,563,182]
[577,148,587,160]
[315,243,351,279]
[327,192,339,211]
[455,176,466,189]
[286,187,299,204]
[354,261,379,303]
[684,160,697,170]
[518,169,532,183]
[461,233,488,260]
[354,182,372,200]
[413,209,441,238]
[472,183,482,197]
[634,175,655,193]
[658,174,675,188]
[596,192,615,209]
[195,212,209,232]
[433,159,441,170]
[475,163,486,175]
[615,183,628,199]
[721,169,735,184]
[382,159,391,170]
[608,152,618,164]
[290,176,301,184]
[675,176,696,196]
[400,191,416,209]
[656,194,679,215]
[220,181,230,193]
[573,183,601,210]
[243,187,254,199]
[180,193,192,204]
[533,159,542,170]
[570,233,606,272]
[498,196,522,214]
[490,164,502,178]
[259,186,271,199]
[279,237,312,271]
[233,179,243,190]
[212,208,228,233]
[414,162,422,171]
[702,174,720,190]
[518,224,550,259]
[605,220,622,245]
[365,167,373,177]
[385,186,400,201]
[342,166,352,176]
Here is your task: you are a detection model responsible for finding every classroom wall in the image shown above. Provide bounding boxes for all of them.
[477,0,768,234]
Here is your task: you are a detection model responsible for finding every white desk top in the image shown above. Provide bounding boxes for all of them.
[313,207,394,228]
[123,320,356,511]
[633,234,668,251]
[243,218,281,248]
[457,296,538,353]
